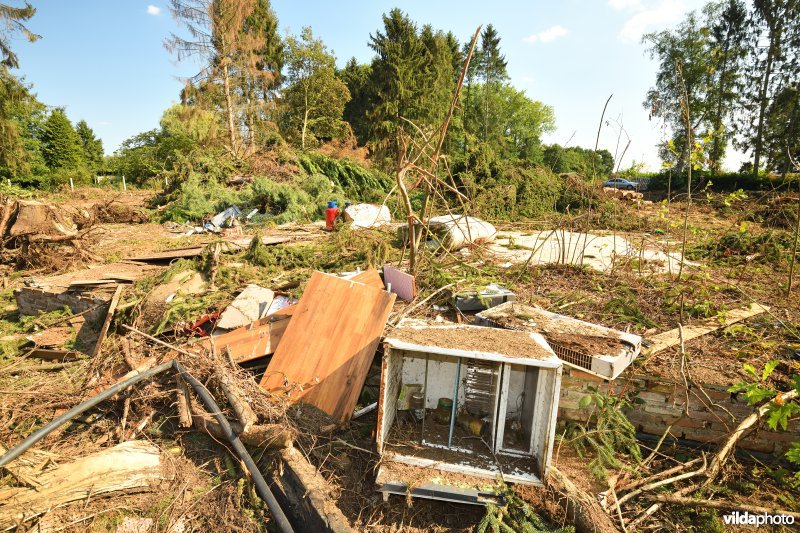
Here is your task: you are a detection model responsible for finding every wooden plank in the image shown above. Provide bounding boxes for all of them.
[646,303,770,354]
[383,265,416,301]
[28,348,81,362]
[91,285,123,358]
[259,271,395,425]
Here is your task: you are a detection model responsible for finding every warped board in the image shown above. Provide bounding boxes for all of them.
[196,269,384,363]
[646,302,770,354]
[259,271,395,424]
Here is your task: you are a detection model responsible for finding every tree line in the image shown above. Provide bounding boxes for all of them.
[644,0,800,178]
[0,3,104,188]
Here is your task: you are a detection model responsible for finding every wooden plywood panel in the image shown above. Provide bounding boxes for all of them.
[260,271,395,424]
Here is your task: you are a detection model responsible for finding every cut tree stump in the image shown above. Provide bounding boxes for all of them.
[0,441,165,529]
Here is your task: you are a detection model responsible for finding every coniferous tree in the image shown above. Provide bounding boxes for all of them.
[0,2,39,68]
[367,8,428,159]
[75,120,104,173]
[338,58,373,145]
[476,24,508,145]
[41,108,83,170]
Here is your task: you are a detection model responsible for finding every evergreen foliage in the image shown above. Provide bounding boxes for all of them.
[41,108,84,170]
[566,389,643,480]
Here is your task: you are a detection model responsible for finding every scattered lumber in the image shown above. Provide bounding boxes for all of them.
[646,303,769,354]
[0,441,165,529]
[260,271,395,425]
[90,285,123,358]
[196,269,384,364]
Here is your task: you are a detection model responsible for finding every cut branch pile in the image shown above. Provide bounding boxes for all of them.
[598,389,799,529]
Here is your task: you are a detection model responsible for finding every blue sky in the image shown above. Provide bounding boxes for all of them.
[11,0,746,171]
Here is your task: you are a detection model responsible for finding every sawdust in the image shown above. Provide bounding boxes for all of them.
[388,325,554,360]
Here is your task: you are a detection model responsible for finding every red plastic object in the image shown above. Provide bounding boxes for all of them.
[181,311,221,337]
[325,206,340,230]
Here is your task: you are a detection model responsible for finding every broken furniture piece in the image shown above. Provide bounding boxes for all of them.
[194,269,384,365]
[475,302,641,380]
[376,321,562,504]
[260,271,395,425]
[453,284,515,312]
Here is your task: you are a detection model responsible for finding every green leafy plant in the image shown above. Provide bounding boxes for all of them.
[729,363,800,480]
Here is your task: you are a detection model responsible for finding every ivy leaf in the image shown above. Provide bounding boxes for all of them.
[762,360,780,381]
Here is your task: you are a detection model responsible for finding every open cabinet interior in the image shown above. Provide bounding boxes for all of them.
[376,324,562,502]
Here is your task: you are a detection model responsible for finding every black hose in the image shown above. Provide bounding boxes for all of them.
[0,361,175,468]
[173,362,294,533]
[0,359,294,533]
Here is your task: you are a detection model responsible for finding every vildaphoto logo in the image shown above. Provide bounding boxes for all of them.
[723,511,795,526]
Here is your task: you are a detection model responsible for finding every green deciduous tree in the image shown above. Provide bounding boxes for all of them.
[737,0,800,177]
[704,0,747,173]
[282,27,350,149]
[644,12,713,176]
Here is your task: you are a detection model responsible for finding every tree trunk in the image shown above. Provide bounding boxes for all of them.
[753,40,776,179]
[222,62,237,151]
[302,88,309,150]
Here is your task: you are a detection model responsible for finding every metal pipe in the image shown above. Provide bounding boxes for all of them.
[448,357,462,448]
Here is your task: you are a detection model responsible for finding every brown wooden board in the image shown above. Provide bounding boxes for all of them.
[259,271,395,425]
[91,285,123,358]
[193,269,384,364]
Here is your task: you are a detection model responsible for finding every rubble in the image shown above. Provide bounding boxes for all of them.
[489,230,692,273]
[342,203,391,228]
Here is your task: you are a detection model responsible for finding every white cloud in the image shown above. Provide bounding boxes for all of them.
[146,5,161,15]
[608,0,641,10]
[619,0,685,43]
[523,25,568,44]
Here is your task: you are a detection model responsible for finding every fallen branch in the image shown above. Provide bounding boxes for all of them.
[191,413,292,450]
[641,494,800,520]
[218,371,257,432]
[176,374,192,429]
[704,389,798,485]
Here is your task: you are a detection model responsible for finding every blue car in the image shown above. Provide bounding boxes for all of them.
[603,178,638,191]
